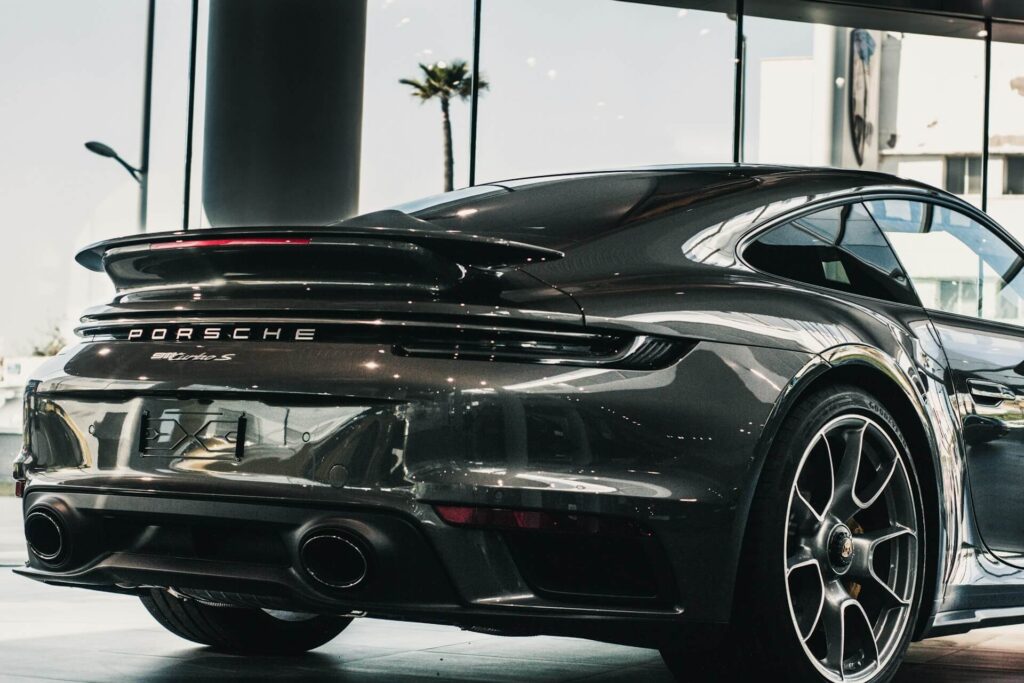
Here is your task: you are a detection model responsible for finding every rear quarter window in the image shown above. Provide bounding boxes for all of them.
[744,202,918,306]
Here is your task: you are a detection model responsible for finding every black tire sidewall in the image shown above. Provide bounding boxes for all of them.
[141,589,351,655]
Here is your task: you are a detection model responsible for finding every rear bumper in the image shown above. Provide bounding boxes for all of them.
[16,487,713,647]
[18,338,816,640]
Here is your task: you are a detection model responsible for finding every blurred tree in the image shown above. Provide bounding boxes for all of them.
[31,325,66,357]
[400,60,487,192]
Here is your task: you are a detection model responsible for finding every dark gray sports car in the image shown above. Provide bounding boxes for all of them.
[14,165,1024,682]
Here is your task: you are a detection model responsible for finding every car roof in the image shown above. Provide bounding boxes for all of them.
[406,164,950,252]
[484,163,913,189]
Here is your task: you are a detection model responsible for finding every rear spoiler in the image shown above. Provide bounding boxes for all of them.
[75,210,562,273]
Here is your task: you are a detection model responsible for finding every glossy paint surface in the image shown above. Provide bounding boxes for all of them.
[26,337,810,626]
[17,165,1024,643]
[930,314,1024,563]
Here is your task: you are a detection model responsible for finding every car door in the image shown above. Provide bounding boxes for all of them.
[868,197,1024,564]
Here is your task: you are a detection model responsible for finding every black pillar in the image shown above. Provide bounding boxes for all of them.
[202,0,367,226]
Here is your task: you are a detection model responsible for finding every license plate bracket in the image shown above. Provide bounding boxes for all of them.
[139,409,247,459]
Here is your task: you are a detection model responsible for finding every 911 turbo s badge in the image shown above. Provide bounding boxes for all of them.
[151,352,236,362]
[126,325,316,342]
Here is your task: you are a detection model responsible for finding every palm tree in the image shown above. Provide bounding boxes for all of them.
[400,60,487,192]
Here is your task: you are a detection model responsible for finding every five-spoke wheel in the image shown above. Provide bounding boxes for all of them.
[661,387,923,683]
[785,414,919,681]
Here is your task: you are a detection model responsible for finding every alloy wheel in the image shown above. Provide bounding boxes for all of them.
[784,414,918,682]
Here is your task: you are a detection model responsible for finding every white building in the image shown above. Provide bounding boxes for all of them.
[0,356,46,469]
[755,26,1024,325]
[756,28,1024,241]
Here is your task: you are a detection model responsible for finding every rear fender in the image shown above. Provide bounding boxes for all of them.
[739,342,957,639]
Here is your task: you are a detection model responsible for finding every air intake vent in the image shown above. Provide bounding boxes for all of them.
[618,338,680,370]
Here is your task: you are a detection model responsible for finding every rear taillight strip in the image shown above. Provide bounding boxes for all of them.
[150,238,311,250]
[391,334,688,369]
[75,319,693,370]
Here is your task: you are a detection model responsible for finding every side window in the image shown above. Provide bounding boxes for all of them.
[867,199,1024,326]
[744,202,917,305]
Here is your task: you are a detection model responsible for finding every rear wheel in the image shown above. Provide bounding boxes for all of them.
[140,588,351,655]
[661,386,924,682]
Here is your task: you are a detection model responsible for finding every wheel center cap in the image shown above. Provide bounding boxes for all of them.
[828,524,855,572]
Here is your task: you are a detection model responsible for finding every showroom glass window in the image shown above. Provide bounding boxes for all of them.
[744,202,916,304]
[867,199,1024,326]
[742,10,985,206]
[0,0,150,370]
[358,0,475,211]
[185,0,477,217]
[986,23,1024,242]
[475,0,736,180]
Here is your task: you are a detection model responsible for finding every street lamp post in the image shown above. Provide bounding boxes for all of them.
[83,140,146,229]
[83,0,154,232]
[84,141,142,182]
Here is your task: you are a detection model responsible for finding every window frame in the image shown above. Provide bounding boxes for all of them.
[876,196,1024,333]
[738,188,1024,324]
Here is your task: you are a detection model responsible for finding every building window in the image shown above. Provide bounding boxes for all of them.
[938,280,981,317]
[945,155,983,195]
[1006,156,1024,195]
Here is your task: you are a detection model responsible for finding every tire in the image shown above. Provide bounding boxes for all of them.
[140,588,352,655]
[661,385,925,682]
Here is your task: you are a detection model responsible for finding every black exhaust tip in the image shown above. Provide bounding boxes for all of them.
[300,532,369,589]
[25,509,67,564]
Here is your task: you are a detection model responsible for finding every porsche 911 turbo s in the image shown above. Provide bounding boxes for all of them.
[14,165,1024,682]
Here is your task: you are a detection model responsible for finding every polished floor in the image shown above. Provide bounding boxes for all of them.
[1,498,1022,682]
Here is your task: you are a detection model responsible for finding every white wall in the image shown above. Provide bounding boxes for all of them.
[758,58,818,164]
[891,156,944,187]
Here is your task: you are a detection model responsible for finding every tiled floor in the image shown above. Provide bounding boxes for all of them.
[1,498,1022,681]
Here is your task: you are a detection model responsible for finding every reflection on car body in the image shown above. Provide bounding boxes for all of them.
[14,165,1024,681]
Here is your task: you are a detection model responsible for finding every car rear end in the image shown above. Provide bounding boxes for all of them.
[13,221,793,645]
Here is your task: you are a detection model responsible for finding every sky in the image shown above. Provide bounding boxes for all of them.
[0,0,816,357]
[0,0,189,356]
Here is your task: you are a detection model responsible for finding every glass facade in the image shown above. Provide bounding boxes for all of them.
[742,14,986,202]
[476,0,736,180]
[986,23,1024,242]
[359,0,475,211]
[0,0,153,459]
[6,0,1024,466]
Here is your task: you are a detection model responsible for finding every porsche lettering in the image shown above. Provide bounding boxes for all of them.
[126,326,316,342]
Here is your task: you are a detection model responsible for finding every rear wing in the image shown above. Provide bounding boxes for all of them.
[75,211,562,291]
